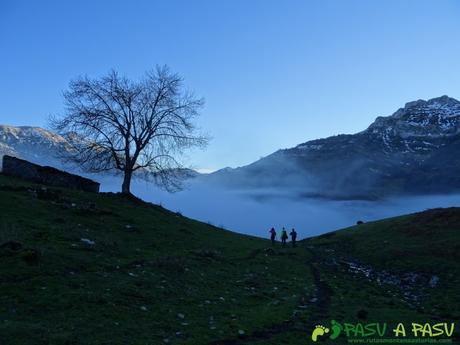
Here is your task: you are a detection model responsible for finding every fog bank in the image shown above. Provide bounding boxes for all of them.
[97,177,460,240]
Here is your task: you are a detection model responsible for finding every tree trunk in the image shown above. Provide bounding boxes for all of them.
[121,170,132,194]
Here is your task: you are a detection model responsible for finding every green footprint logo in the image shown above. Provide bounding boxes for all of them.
[329,320,342,340]
[311,325,329,342]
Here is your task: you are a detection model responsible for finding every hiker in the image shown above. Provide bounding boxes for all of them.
[280,227,288,247]
[269,227,277,246]
[290,228,297,247]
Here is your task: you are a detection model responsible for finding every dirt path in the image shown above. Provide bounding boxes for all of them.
[306,247,333,318]
[207,247,333,345]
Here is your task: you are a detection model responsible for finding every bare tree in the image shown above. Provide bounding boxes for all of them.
[51,66,208,194]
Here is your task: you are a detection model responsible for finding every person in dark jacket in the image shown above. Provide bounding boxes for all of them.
[269,227,277,246]
[290,228,297,247]
[280,227,288,247]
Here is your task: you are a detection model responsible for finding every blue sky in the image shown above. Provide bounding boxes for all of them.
[1,0,459,172]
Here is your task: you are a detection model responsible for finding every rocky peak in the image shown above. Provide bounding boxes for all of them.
[392,95,460,117]
[367,96,460,139]
[0,125,67,144]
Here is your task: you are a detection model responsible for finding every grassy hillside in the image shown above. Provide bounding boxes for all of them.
[0,174,459,345]
[305,210,460,338]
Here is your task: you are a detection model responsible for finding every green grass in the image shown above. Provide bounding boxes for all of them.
[0,174,459,344]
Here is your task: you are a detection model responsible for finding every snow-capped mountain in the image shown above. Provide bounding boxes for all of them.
[0,125,199,180]
[0,125,72,169]
[209,96,460,199]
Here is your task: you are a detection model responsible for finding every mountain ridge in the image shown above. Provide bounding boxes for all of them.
[208,95,460,199]
[0,125,71,168]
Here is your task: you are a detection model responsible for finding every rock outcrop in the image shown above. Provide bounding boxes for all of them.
[1,155,99,192]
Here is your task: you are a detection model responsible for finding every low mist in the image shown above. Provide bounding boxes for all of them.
[98,176,460,240]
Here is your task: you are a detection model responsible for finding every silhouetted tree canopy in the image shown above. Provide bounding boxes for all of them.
[51,66,208,194]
